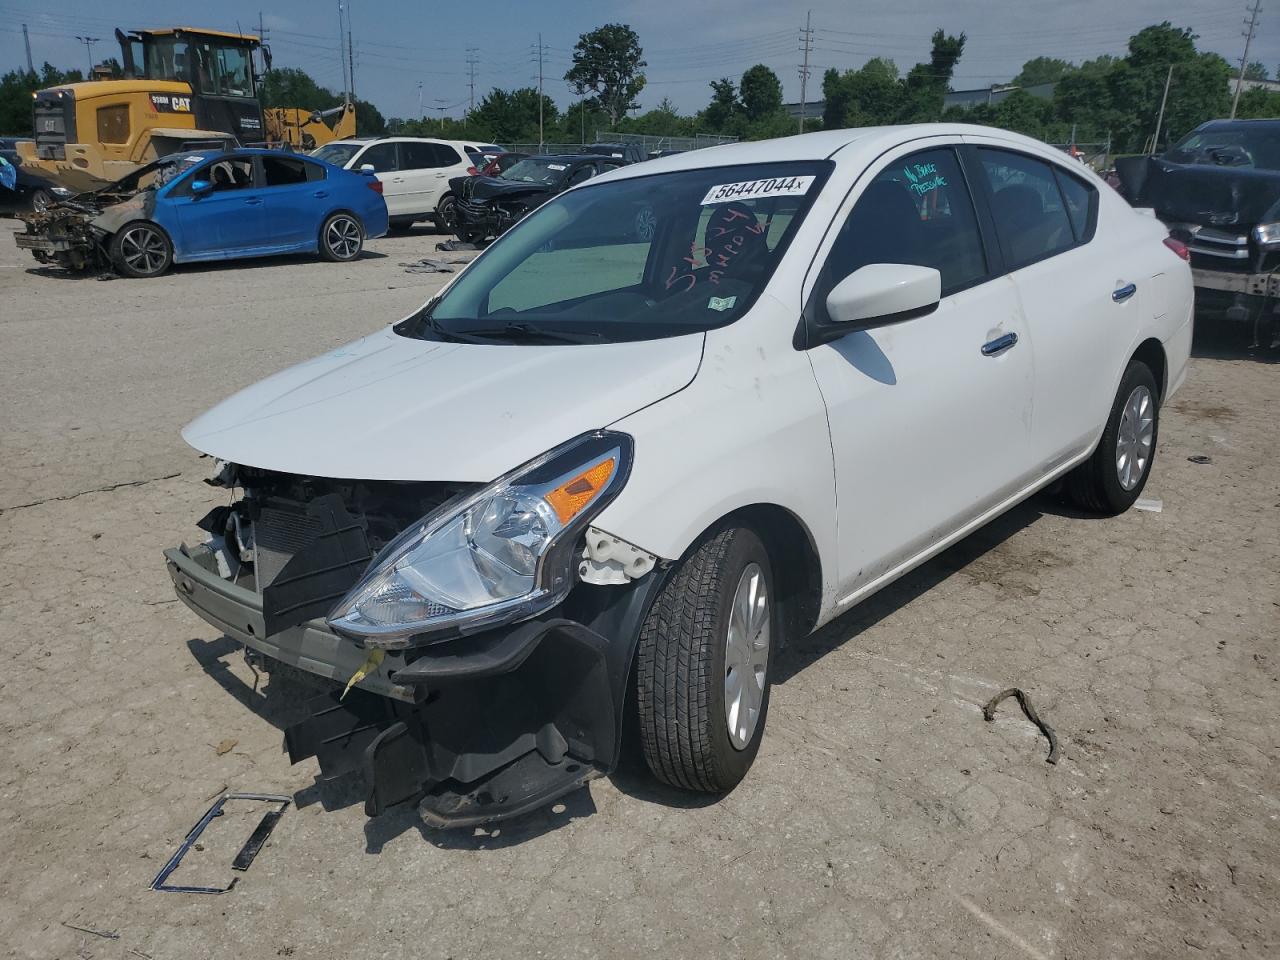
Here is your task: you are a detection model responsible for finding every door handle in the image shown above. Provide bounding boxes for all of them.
[313,190,329,198]
[243,197,263,205]
[1112,282,1137,303]
[981,332,1018,356]
[391,177,406,183]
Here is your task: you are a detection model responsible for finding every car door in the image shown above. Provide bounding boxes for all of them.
[394,141,443,216]
[355,141,404,216]
[168,154,265,257]
[259,154,326,249]
[965,140,1130,466]
[803,143,1038,601]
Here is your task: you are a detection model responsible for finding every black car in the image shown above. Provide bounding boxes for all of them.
[0,153,74,215]
[1116,118,1280,341]
[451,154,632,243]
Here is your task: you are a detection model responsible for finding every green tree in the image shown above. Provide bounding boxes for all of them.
[466,87,558,143]
[1243,60,1269,81]
[1235,85,1280,118]
[902,29,966,120]
[822,57,904,129]
[565,23,646,125]
[739,64,783,120]
[704,77,740,130]
[1012,56,1075,87]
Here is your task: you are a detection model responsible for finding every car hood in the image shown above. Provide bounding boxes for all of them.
[459,175,557,202]
[1124,156,1280,227]
[182,325,704,481]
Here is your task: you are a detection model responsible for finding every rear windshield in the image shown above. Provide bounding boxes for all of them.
[1166,125,1280,170]
[396,160,832,344]
[311,142,362,167]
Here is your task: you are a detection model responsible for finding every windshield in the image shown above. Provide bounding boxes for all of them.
[500,158,571,185]
[107,154,206,194]
[312,142,362,167]
[1166,124,1280,170]
[396,160,831,344]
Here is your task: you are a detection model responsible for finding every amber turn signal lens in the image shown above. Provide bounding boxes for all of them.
[545,457,616,524]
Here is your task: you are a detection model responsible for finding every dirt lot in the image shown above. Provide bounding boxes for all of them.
[0,217,1277,960]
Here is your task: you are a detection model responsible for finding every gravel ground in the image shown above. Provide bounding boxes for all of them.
[0,218,1277,960]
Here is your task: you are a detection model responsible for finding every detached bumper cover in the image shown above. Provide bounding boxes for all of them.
[165,542,661,827]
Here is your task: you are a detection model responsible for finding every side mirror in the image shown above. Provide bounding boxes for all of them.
[359,163,376,175]
[191,179,212,195]
[826,263,941,330]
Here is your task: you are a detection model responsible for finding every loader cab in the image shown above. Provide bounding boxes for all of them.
[117,27,266,143]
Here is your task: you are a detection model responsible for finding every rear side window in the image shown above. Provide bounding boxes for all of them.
[1054,168,1096,243]
[979,149,1077,269]
[261,156,309,186]
[359,142,398,173]
[400,142,435,169]
[817,147,987,303]
[432,143,462,166]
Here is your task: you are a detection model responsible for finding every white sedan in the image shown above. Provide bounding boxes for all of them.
[167,124,1193,826]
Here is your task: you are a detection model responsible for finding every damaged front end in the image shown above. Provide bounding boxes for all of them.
[166,434,665,827]
[14,202,106,271]
[452,175,552,241]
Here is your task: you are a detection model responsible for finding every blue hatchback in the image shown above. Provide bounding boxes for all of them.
[61,148,387,278]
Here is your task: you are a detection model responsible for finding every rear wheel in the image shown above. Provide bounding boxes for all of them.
[434,194,457,232]
[636,525,774,792]
[29,188,54,213]
[1067,360,1159,514]
[319,213,364,262]
[109,222,173,278]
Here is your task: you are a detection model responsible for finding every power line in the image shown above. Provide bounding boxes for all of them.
[466,46,479,115]
[73,35,98,75]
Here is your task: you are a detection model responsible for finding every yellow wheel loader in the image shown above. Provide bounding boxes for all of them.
[16,27,354,192]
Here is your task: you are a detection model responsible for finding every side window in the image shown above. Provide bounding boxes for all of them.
[304,160,326,182]
[979,149,1075,269]
[432,143,462,167]
[567,165,597,186]
[203,157,254,192]
[817,147,987,306]
[399,141,435,170]
[262,156,310,186]
[1054,168,1096,243]
[358,142,398,173]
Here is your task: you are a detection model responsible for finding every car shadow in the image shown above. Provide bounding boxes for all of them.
[772,492,1056,685]
[1192,315,1280,363]
[22,250,388,281]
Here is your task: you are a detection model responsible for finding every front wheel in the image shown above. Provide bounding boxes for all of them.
[29,188,54,213]
[1067,360,1159,514]
[319,212,364,262]
[434,194,457,233]
[636,525,774,792]
[109,222,173,278]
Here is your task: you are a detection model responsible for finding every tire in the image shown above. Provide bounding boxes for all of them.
[434,194,457,233]
[319,212,364,262]
[1067,360,1159,514]
[29,188,54,213]
[636,525,775,792]
[109,222,173,278]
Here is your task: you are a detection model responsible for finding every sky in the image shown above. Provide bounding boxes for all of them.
[0,0,1273,123]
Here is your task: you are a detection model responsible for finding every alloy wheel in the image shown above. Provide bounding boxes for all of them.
[326,217,361,259]
[1116,384,1155,491]
[724,562,770,750]
[119,227,167,275]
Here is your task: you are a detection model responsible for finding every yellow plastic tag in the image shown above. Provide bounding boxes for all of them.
[341,649,385,700]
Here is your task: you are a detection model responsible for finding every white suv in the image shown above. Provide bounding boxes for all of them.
[313,137,499,231]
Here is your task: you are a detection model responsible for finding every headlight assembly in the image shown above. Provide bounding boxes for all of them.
[1254,222,1280,247]
[327,431,632,648]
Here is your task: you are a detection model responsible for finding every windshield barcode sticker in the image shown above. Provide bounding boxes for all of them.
[701,175,814,205]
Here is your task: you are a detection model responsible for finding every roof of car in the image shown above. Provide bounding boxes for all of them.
[593,123,1062,182]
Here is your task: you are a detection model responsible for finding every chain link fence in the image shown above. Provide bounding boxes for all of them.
[500,131,738,157]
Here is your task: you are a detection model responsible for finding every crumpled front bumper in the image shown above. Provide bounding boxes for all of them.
[165,542,660,827]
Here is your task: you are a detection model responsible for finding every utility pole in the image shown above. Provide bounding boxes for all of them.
[22,24,34,75]
[1232,0,1263,118]
[797,11,813,134]
[74,36,100,76]
[1152,64,1174,154]
[465,47,479,116]
[531,33,548,148]
[417,81,424,121]
[345,0,356,103]
[337,1,349,103]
